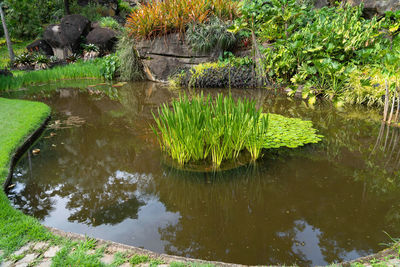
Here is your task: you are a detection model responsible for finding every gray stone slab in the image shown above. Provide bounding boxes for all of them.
[14,244,31,256]
[0,261,14,267]
[33,242,48,251]
[101,254,114,265]
[37,259,52,267]
[43,246,60,258]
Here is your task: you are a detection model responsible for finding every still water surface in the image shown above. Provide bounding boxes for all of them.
[6,82,400,266]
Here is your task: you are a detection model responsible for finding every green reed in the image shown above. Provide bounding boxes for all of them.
[152,93,269,168]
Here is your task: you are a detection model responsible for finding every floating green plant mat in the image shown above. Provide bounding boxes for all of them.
[152,94,322,169]
[264,114,323,149]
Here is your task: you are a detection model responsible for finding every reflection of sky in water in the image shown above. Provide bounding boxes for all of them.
[291,220,361,266]
[12,170,180,254]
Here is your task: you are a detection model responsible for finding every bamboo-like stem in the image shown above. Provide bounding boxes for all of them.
[395,88,400,123]
[388,90,396,124]
[383,80,389,122]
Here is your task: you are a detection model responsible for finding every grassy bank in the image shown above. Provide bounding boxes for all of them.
[0,98,53,259]
[0,59,104,92]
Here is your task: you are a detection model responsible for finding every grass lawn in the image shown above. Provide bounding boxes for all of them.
[0,59,104,92]
[0,98,53,259]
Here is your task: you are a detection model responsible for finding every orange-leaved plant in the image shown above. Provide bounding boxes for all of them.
[126,0,239,40]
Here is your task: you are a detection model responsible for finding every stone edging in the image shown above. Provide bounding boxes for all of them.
[47,227,246,267]
[3,115,51,191]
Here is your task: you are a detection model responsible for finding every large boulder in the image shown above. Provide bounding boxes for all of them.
[60,14,91,51]
[43,15,91,59]
[86,27,117,54]
[26,39,54,56]
[136,33,216,81]
[345,0,400,17]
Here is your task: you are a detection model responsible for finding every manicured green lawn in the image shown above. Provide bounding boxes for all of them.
[0,98,53,259]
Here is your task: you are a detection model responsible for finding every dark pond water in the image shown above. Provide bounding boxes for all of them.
[5,82,400,266]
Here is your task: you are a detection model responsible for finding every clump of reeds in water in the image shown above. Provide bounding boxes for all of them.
[383,80,400,125]
[152,93,269,168]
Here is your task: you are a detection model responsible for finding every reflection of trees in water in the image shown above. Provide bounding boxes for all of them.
[153,158,393,265]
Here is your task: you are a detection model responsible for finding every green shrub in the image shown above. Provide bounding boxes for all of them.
[99,16,121,31]
[3,0,42,39]
[115,31,144,81]
[70,1,108,22]
[100,54,119,80]
[186,17,238,53]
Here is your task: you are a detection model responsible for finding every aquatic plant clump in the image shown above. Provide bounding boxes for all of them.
[152,94,323,168]
[264,114,323,149]
[152,94,269,167]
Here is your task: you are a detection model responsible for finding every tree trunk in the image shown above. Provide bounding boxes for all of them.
[0,3,15,62]
[64,0,70,15]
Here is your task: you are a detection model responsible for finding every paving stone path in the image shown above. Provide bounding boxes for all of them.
[0,229,399,267]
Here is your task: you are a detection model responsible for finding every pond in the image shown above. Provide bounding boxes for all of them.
[4,82,400,266]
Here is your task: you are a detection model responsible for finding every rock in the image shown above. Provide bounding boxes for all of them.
[15,253,38,267]
[101,254,114,264]
[43,14,90,59]
[345,0,400,17]
[314,0,329,8]
[14,243,32,256]
[86,27,117,54]
[136,33,215,81]
[60,14,91,51]
[0,69,13,77]
[43,246,60,258]
[26,39,54,56]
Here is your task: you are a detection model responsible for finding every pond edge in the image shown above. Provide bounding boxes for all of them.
[2,115,51,191]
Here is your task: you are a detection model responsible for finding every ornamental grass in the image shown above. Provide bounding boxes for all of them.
[126,0,239,40]
[152,93,269,168]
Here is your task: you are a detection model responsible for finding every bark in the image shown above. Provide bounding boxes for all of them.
[0,3,14,62]
[64,0,71,15]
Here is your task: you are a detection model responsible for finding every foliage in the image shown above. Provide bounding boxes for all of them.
[70,1,108,22]
[99,16,121,31]
[152,93,270,167]
[186,17,237,53]
[118,0,133,18]
[3,0,42,39]
[82,43,100,53]
[343,66,400,107]
[115,31,144,81]
[263,113,322,148]
[153,93,322,168]
[100,54,119,80]
[254,3,390,101]
[0,59,104,91]
[126,0,239,39]
[13,52,36,66]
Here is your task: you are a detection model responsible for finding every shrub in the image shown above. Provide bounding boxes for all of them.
[186,17,238,53]
[70,1,108,22]
[100,54,119,80]
[126,0,239,40]
[99,17,121,31]
[115,31,144,81]
[3,0,42,39]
